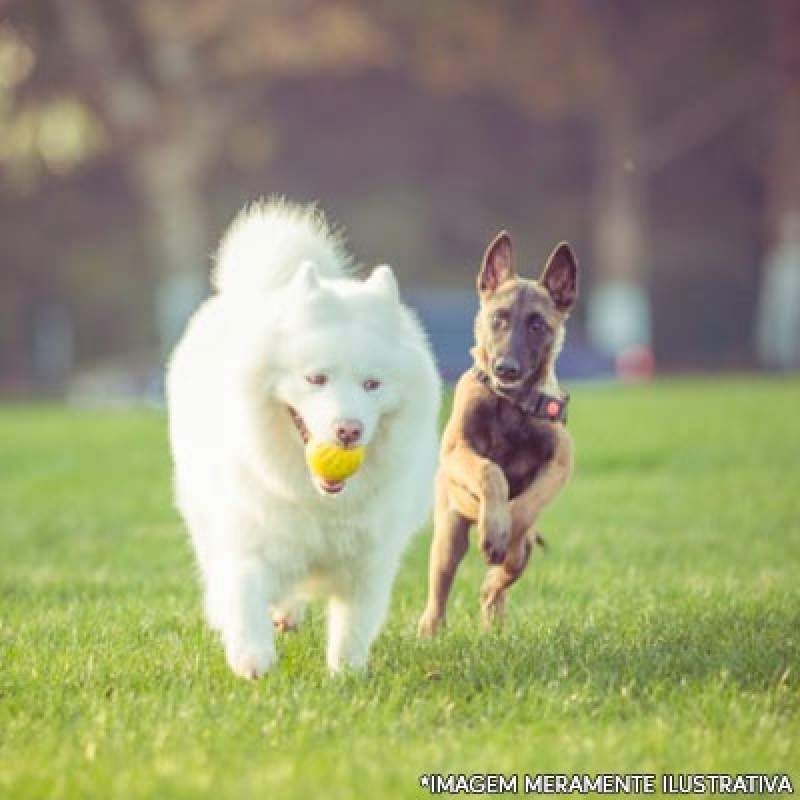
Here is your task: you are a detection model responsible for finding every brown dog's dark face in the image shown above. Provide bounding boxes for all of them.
[473,232,578,392]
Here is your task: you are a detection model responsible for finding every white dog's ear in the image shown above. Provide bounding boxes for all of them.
[293,261,320,293]
[366,265,399,303]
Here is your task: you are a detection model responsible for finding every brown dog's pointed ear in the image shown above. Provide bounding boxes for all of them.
[477,231,515,293]
[541,242,578,312]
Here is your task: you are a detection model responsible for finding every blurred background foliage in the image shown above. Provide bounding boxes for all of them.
[0,0,798,396]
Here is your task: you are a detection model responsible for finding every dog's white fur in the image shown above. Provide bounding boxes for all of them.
[167,200,441,678]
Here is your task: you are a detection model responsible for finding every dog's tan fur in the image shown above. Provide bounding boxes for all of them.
[418,232,577,634]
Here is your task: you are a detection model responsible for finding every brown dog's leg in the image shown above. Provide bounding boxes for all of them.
[480,433,573,627]
[476,463,512,565]
[418,477,471,637]
[439,443,511,565]
[480,529,535,627]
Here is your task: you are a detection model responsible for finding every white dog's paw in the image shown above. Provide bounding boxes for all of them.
[225,638,277,680]
[326,643,370,675]
[271,611,297,633]
[327,654,368,676]
[270,598,306,633]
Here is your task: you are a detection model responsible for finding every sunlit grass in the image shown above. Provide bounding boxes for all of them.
[1,379,798,798]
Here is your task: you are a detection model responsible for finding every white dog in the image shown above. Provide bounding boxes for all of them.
[166,200,441,679]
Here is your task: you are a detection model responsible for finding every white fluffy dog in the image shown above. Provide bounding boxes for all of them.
[166,200,441,679]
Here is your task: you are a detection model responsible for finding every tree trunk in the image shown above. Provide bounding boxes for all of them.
[52,0,220,363]
[587,80,653,368]
[755,0,800,369]
[130,141,211,361]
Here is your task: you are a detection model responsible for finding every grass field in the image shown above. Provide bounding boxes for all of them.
[1,380,798,798]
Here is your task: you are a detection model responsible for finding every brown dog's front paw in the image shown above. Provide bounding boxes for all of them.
[481,538,507,565]
[480,584,506,628]
[479,506,511,565]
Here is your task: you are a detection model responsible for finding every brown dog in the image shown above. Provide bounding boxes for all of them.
[418,231,577,635]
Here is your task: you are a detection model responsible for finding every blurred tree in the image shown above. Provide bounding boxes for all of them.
[756,0,800,369]
[0,0,776,383]
[393,0,768,366]
[6,0,393,357]
[580,2,768,368]
[0,13,106,188]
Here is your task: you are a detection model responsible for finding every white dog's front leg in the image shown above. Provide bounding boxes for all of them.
[209,556,277,680]
[326,563,397,674]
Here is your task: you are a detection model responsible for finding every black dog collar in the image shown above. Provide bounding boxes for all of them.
[471,365,569,423]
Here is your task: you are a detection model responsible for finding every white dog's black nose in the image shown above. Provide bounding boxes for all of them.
[335,419,363,447]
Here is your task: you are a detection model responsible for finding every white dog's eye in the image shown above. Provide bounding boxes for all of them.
[363,378,382,391]
[306,374,328,386]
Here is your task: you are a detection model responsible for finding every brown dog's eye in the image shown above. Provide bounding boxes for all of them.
[363,378,382,391]
[306,374,328,386]
[491,311,510,331]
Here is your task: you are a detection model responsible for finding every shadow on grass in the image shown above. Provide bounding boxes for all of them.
[382,597,798,698]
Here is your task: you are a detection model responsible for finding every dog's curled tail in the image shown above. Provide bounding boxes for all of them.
[211,198,355,295]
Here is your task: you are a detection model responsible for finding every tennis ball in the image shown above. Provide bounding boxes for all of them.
[305,439,365,482]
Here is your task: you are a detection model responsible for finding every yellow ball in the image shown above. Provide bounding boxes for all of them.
[305,439,365,482]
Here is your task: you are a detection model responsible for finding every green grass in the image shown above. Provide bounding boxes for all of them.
[1,380,798,798]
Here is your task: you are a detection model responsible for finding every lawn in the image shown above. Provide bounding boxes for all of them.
[0,380,798,798]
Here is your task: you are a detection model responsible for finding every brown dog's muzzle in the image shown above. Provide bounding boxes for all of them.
[492,355,521,384]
